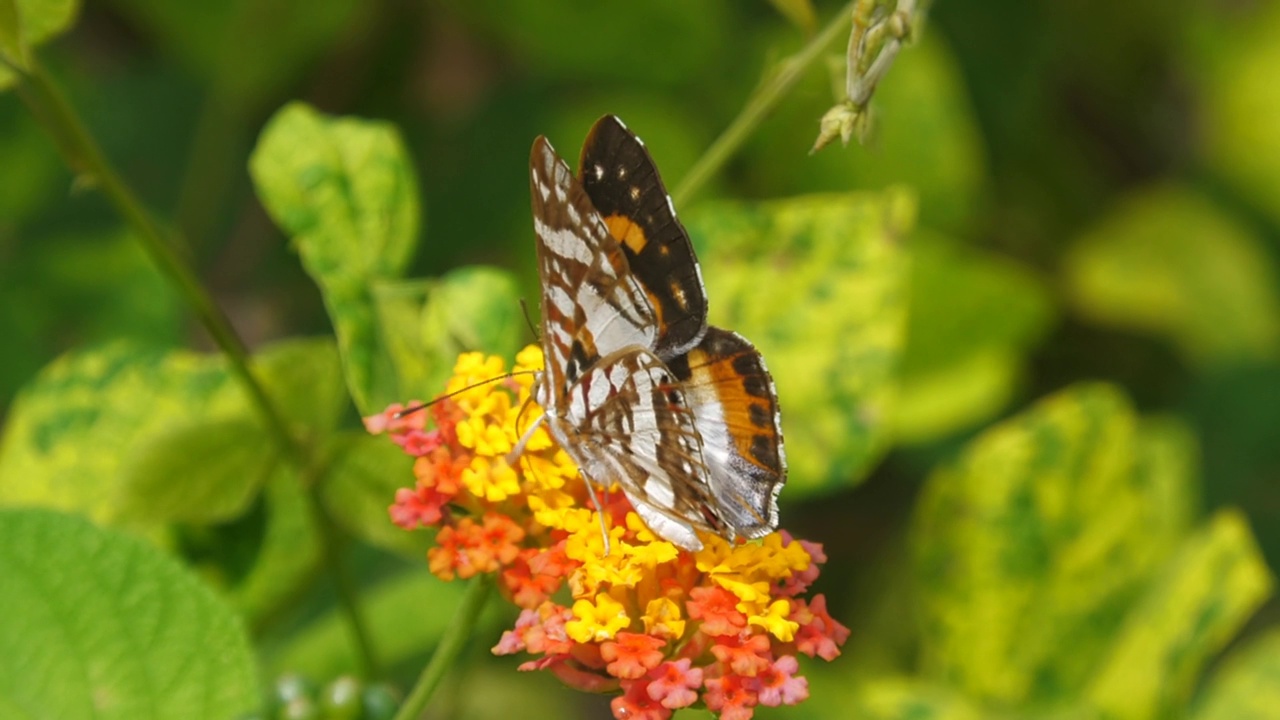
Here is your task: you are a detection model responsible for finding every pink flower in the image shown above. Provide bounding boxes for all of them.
[645,659,702,709]
[704,673,758,720]
[610,678,670,720]
[756,655,808,706]
[791,595,850,661]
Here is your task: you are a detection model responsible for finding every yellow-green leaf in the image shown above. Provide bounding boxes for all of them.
[0,342,248,525]
[0,0,79,89]
[254,336,348,434]
[894,232,1055,443]
[0,509,259,719]
[119,417,273,524]
[766,0,816,34]
[1064,184,1280,367]
[0,0,26,71]
[1087,510,1274,720]
[686,189,912,493]
[1192,629,1280,720]
[912,383,1197,706]
[846,678,983,720]
[1192,1,1280,230]
[250,102,420,415]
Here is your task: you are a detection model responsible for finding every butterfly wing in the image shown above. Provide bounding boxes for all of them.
[551,346,725,551]
[670,327,787,539]
[530,135,658,415]
[579,115,708,360]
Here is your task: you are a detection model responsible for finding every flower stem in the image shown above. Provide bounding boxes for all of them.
[393,577,493,720]
[671,0,855,207]
[13,56,380,676]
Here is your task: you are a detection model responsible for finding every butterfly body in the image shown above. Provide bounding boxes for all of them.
[529,116,786,551]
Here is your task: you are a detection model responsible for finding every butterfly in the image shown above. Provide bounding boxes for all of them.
[526,115,786,551]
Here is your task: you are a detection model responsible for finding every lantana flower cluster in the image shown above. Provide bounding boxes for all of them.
[367,347,849,720]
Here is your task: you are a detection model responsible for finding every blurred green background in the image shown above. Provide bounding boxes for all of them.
[3,0,1280,718]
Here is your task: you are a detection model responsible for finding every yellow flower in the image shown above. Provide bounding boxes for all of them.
[714,575,772,609]
[566,593,631,642]
[460,456,521,502]
[748,598,798,642]
[622,534,679,567]
[642,597,686,641]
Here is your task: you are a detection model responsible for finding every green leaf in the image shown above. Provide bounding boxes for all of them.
[0,342,249,525]
[912,383,1198,706]
[444,0,727,86]
[1064,184,1280,367]
[1192,629,1280,720]
[686,190,912,493]
[119,417,274,524]
[0,0,26,71]
[0,508,259,718]
[267,569,465,679]
[0,0,79,89]
[322,431,429,558]
[230,467,322,624]
[106,0,357,105]
[370,278,439,402]
[894,232,1055,443]
[766,0,817,33]
[1087,510,1274,720]
[1191,1,1280,230]
[418,266,524,375]
[254,336,349,434]
[370,266,525,406]
[251,102,421,415]
[368,269,526,409]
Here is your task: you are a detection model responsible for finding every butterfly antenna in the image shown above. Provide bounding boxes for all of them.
[519,298,541,341]
[395,370,539,419]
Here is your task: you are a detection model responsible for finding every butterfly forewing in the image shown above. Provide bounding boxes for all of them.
[530,136,656,413]
[579,116,708,360]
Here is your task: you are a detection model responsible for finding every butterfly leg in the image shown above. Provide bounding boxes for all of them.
[507,410,547,466]
[582,476,612,557]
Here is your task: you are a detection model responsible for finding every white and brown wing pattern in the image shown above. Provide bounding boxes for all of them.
[529,136,728,550]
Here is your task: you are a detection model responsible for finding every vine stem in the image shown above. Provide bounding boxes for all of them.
[13,57,380,677]
[392,577,493,720]
[671,0,856,207]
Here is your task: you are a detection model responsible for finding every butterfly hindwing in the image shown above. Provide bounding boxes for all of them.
[669,327,786,539]
[554,347,725,550]
[579,116,708,360]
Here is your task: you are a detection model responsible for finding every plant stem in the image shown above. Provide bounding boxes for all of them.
[13,57,380,676]
[392,577,492,720]
[671,0,855,207]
